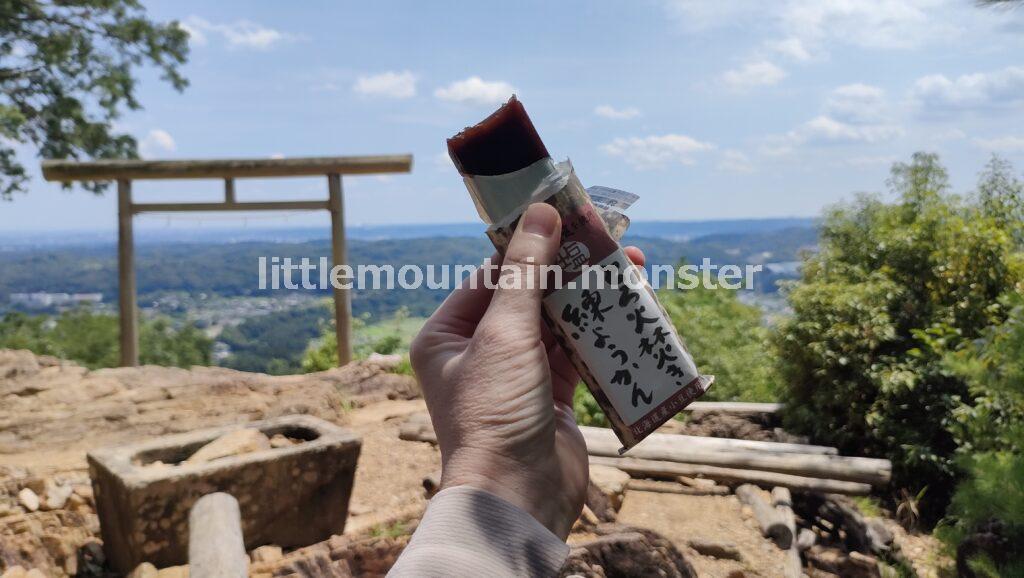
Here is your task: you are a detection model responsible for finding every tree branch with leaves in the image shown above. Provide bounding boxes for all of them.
[0,0,189,199]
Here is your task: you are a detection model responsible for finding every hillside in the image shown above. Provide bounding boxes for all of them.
[0,227,818,318]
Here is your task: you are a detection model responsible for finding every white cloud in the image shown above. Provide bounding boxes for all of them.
[434,77,515,106]
[269,152,285,159]
[718,150,755,173]
[767,37,813,62]
[780,0,956,50]
[179,20,207,46]
[826,83,887,124]
[973,136,1024,152]
[911,66,1024,111]
[140,129,176,158]
[844,155,898,167]
[664,0,964,50]
[797,115,903,144]
[720,60,786,90]
[594,105,641,120]
[353,71,417,99]
[183,16,291,50]
[601,134,715,170]
[758,84,902,156]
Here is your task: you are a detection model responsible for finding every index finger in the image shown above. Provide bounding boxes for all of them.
[421,253,500,339]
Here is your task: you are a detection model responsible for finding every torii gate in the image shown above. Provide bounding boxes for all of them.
[41,155,413,367]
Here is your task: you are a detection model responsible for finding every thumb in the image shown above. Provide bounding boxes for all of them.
[478,202,562,341]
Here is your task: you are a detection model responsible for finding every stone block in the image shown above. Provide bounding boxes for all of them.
[88,415,361,572]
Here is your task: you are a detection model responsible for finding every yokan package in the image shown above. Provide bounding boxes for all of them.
[448,96,713,452]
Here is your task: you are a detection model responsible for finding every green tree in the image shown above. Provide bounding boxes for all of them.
[0,309,211,369]
[1,0,189,198]
[661,281,780,402]
[775,153,1023,523]
[941,294,1024,576]
[302,307,417,373]
[0,311,57,355]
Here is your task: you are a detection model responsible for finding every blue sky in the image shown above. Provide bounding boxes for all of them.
[4,0,1024,231]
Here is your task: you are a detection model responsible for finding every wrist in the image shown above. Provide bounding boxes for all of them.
[440,448,577,539]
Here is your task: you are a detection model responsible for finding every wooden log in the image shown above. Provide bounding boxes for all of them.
[400,415,884,488]
[796,528,817,552]
[783,547,803,578]
[625,479,729,496]
[683,401,783,415]
[41,155,413,182]
[131,200,330,213]
[772,487,803,578]
[583,427,889,485]
[736,484,793,549]
[580,425,838,456]
[772,487,797,538]
[589,456,872,496]
[188,493,247,578]
[400,415,837,455]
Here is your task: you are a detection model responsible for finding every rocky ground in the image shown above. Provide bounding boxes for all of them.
[0,349,952,577]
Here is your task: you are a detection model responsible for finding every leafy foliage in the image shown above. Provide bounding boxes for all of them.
[661,281,780,401]
[1,0,189,198]
[220,303,330,375]
[939,294,1024,574]
[776,153,1024,525]
[301,306,421,373]
[573,383,609,427]
[0,309,211,368]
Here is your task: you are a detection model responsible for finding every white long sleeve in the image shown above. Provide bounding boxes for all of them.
[387,486,569,578]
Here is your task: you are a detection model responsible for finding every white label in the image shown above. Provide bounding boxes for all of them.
[586,186,639,212]
[543,251,700,424]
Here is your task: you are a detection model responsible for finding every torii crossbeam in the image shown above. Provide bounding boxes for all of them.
[42,154,414,367]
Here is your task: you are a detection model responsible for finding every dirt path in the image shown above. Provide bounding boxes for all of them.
[617,490,788,577]
[343,399,439,533]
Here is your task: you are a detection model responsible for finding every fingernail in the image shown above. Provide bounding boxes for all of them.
[521,203,558,237]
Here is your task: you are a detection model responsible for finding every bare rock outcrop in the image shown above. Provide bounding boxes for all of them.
[0,349,419,577]
[0,349,418,458]
[561,523,697,578]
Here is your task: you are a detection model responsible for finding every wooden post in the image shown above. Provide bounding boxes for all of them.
[328,173,352,366]
[736,484,793,549]
[117,179,139,367]
[224,178,236,204]
[188,493,247,578]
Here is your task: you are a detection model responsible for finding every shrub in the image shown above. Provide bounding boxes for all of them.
[302,307,419,372]
[939,294,1024,574]
[775,153,1024,524]
[0,309,211,369]
[661,281,780,402]
[573,382,609,427]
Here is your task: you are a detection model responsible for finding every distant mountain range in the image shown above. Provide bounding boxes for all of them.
[0,224,819,318]
[0,217,816,248]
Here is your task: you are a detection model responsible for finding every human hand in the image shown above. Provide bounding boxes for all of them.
[409,202,645,539]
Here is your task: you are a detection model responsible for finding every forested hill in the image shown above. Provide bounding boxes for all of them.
[0,217,816,247]
[0,226,817,317]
